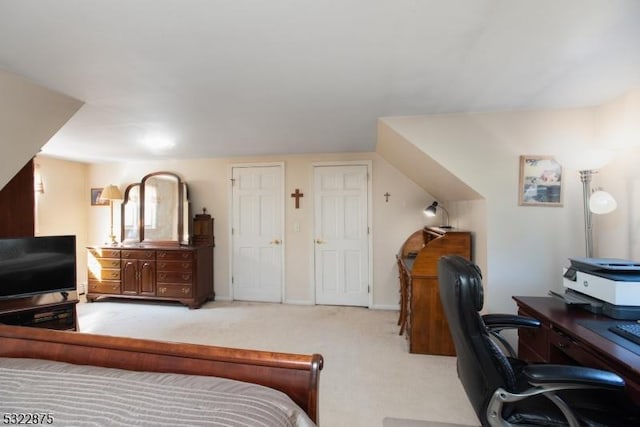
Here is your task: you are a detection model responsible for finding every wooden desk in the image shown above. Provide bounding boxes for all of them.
[397,227,471,355]
[514,296,640,404]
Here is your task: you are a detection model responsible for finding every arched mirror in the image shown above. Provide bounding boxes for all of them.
[120,183,140,243]
[120,172,190,246]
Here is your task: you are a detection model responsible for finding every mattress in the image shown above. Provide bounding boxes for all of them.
[0,357,315,427]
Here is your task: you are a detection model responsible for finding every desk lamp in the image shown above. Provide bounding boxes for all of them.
[424,201,452,228]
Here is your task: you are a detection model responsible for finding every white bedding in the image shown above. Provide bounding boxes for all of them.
[0,357,316,427]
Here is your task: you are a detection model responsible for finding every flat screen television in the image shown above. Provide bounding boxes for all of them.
[0,235,76,300]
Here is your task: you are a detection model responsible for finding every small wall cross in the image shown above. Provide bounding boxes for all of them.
[291,188,304,209]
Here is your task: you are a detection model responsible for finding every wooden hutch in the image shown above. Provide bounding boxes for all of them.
[87,172,214,309]
[397,226,471,355]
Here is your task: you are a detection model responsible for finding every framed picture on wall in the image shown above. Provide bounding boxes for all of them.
[91,188,109,206]
[518,155,563,207]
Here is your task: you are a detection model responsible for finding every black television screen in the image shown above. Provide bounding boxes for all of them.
[0,235,76,300]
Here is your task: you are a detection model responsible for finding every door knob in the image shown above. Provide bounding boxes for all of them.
[270,239,281,245]
[315,238,325,244]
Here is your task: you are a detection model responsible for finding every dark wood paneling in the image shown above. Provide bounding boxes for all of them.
[0,159,34,237]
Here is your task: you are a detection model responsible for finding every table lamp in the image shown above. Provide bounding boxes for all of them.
[99,184,124,245]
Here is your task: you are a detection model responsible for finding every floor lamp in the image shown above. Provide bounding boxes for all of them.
[99,184,123,245]
[579,170,617,258]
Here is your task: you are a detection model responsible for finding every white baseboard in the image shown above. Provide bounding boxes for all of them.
[284,299,314,305]
[212,295,232,301]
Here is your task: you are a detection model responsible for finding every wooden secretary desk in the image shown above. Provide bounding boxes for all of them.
[397,227,472,355]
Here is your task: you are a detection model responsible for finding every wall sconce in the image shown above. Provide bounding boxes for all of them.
[99,184,124,245]
[580,170,616,258]
[423,201,452,229]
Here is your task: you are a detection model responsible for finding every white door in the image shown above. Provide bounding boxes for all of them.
[231,165,283,302]
[314,164,370,306]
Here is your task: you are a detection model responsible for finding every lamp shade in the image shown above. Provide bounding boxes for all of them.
[424,201,438,217]
[589,190,617,215]
[99,185,123,201]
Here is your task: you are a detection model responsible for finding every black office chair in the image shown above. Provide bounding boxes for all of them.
[438,255,640,427]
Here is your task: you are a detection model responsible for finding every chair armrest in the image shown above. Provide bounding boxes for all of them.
[522,364,625,390]
[482,313,541,330]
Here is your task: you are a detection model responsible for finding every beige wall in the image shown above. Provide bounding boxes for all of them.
[34,156,89,292]
[81,152,430,307]
[380,90,640,316]
[594,89,640,259]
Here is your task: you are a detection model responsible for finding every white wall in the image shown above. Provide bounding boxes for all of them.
[83,152,430,307]
[0,69,82,189]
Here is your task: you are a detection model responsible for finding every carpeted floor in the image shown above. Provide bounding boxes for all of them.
[77,298,479,427]
[383,418,478,427]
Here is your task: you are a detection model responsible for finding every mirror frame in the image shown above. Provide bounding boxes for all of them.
[120,171,190,246]
[120,183,140,244]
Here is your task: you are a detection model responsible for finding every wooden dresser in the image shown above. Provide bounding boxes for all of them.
[397,227,472,355]
[87,245,214,309]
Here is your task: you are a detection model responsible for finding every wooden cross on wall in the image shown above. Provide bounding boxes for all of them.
[291,188,304,209]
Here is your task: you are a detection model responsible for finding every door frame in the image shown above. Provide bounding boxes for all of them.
[227,162,286,301]
[311,160,373,307]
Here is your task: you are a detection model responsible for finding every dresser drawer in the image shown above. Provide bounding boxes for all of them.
[157,271,193,284]
[88,268,121,281]
[156,250,193,261]
[157,284,192,298]
[93,258,121,269]
[121,250,155,260]
[88,248,121,258]
[156,260,192,271]
[88,280,121,294]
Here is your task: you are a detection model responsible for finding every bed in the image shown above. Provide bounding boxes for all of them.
[0,324,323,426]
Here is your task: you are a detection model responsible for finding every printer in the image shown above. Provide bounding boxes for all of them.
[561,257,640,320]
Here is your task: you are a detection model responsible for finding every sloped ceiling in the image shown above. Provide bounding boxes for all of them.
[0,1,638,163]
[377,119,482,202]
[0,70,83,189]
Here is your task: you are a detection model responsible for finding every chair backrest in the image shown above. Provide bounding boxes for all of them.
[438,255,518,425]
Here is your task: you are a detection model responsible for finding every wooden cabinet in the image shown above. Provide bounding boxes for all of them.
[398,227,472,355]
[193,212,215,247]
[0,293,78,331]
[87,246,214,309]
[121,249,156,296]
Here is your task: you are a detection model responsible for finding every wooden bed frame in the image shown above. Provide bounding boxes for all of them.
[0,324,323,424]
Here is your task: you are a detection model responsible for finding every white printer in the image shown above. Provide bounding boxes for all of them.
[561,258,640,319]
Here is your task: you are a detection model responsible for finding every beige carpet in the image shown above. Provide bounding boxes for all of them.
[77,298,479,427]
[383,418,478,427]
